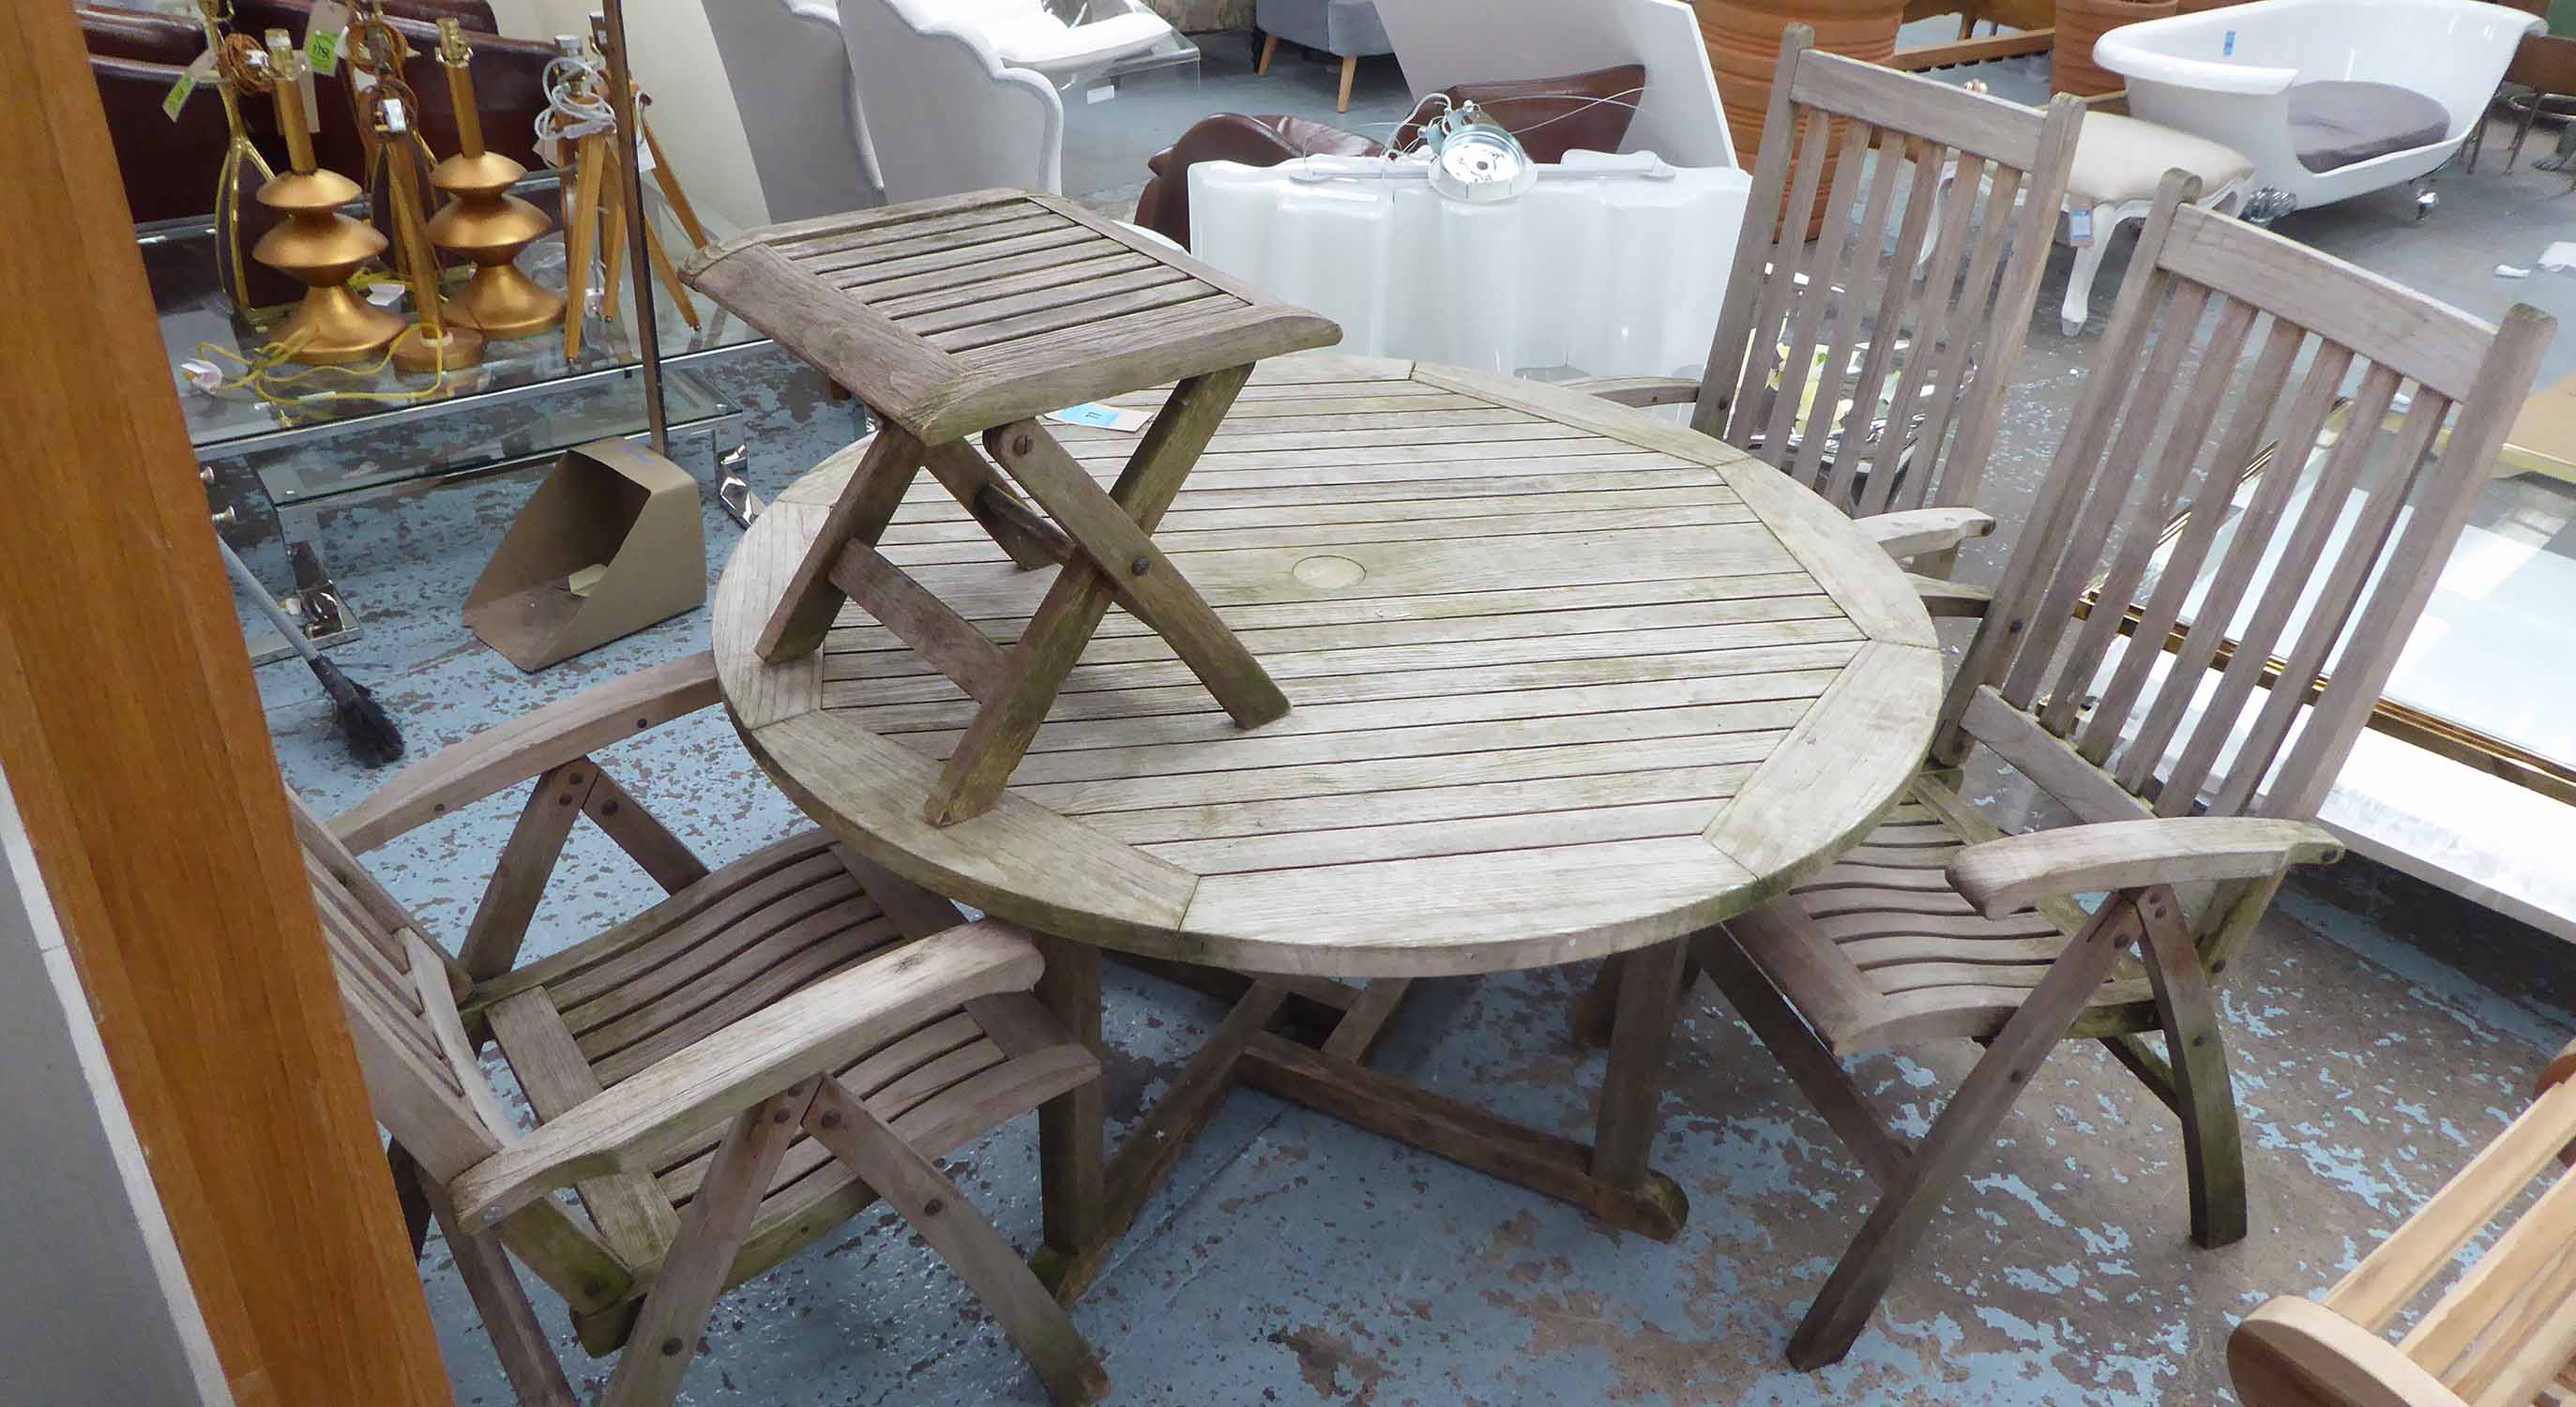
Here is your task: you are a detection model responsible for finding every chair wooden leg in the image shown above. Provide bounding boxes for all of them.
[424,1179,578,1407]
[1256,32,1279,74]
[2134,885,2250,1248]
[1337,53,1358,113]
[1035,933,1105,1268]
[388,1142,433,1262]
[805,1081,1110,1405]
[1786,901,2143,1369]
[601,1082,819,1407]
[1692,924,1911,1190]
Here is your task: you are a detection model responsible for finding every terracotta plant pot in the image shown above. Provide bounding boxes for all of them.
[1697,0,1902,234]
[2054,0,2179,96]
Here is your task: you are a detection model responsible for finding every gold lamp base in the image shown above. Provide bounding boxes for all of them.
[272,284,406,365]
[452,263,566,340]
[389,321,486,373]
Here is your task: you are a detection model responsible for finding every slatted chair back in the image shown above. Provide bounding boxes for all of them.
[2233,1039,2576,1407]
[290,797,507,1180]
[287,797,636,1310]
[1938,177,2553,949]
[1697,26,2083,530]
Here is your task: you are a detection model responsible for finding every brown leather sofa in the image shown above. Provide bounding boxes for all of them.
[1134,64,1646,249]
[80,0,554,227]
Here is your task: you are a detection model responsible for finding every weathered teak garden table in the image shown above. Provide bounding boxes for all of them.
[713,354,1939,1297]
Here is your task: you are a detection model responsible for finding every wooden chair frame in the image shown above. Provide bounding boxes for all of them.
[1568,26,2084,596]
[309,653,1110,1406]
[1588,174,2554,1369]
[2232,1038,2576,1407]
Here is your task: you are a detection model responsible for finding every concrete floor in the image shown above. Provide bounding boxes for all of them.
[245,33,2576,1407]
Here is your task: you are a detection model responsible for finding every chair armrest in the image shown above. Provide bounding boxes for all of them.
[1858,507,1994,560]
[2229,1296,2466,1407]
[1559,375,1704,408]
[1909,574,1992,618]
[333,652,720,853]
[1949,817,2343,919]
[447,919,1043,1234]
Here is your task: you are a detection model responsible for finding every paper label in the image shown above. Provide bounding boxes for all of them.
[634,138,657,174]
[163,48,219,121]
[305,0,351,76]
[366,281,407,307]
[179,359,223,391]
[1047,403,1153,432]
[2068,208,2094,247]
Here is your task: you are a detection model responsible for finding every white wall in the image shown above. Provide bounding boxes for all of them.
[486,0,772,231]
[0,768,230,1407]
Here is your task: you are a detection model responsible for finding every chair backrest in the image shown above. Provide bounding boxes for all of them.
[1370,0,1735,167]
[702,0,882,220]
[286,799,511,1184]
[836,0,1062,203]
[2234,1040,2576,1407]
[1697,30,2082,530]
[1940,176,2553,841]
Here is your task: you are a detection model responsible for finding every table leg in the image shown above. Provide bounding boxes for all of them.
[1034,933,1104,1268]
[1592,938,1688,1190]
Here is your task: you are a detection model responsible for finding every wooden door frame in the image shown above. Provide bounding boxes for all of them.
[0,6,452,1405]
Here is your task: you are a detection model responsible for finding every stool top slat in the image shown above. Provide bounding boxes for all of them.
[682,189,1339,443]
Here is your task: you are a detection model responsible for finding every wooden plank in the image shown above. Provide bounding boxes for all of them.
[983,418,1289,729]
[1038,980,1290,1302]
[874,252,1156,321]
[458,762,593,981]
[485,990,683,1267]
[582,770,712,894]
[2159,203,2496,399]
[918,440,1074,572]
[832,542,1010,704]
[1788,47,2046,167]
[1705,641,1941,892]
[927,368,1257,825]
[802,1081,1109,1403]
[599,1082,817,1407]
[682,244,956,428]
[1237,1033,1687,1237]
[745,711,1198,946]
[758,428,926,660]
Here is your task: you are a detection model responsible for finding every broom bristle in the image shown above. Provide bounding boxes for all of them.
[310,659,405,767]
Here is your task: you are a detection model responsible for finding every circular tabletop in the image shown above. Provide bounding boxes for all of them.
[716,356,1939,978]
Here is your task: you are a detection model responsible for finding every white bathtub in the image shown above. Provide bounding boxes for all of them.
[2095,0,2538,211]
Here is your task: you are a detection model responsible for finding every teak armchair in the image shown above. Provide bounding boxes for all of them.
[1599,174,2553,1368]
[300,652,1108,1407]
[2232,1038,2576,1407]
[1568,26,2083,600]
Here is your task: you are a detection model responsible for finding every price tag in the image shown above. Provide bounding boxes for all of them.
[305,0,352,76]
[1047,403,1154,432]
[163,47,220,121]
[2068,208,2094,248]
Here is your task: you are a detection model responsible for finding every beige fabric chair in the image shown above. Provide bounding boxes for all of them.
[2057,113,2254,334]
[1590,174,2553,1369]
[304,653,1106,1407]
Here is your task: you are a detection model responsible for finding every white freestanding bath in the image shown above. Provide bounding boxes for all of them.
[2095,0,2539,212]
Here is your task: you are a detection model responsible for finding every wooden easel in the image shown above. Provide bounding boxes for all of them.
[683,189,1342,825]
